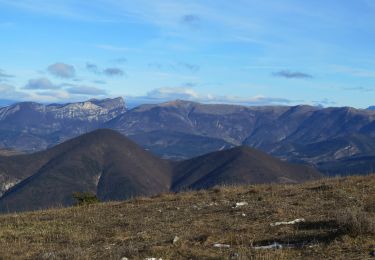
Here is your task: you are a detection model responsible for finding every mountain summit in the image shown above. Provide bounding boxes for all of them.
[0,129,170,212]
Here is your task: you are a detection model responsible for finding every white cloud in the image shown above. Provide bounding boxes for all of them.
[131,86,291,105]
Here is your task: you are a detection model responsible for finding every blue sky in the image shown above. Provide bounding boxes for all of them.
[0,0,374,108]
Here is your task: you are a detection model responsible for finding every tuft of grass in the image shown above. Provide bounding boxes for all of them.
[335,208,375,237]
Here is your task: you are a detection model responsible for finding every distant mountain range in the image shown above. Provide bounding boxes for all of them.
[0,129,320,213]
[108,100,375,175]
[368,106,375,110]
[1,98,375,175]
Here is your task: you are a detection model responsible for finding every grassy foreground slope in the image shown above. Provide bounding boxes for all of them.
[0,175,374,259]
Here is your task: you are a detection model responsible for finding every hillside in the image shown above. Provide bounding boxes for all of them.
[0,129,171,213]
[172,146,319,191]
[0,175,373,259]
[0,129,320,213]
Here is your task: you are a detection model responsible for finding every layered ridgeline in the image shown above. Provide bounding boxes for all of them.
[108,100,375,175]
[1,98,375,175]
[0,129,320,213]
[0,97,126,151]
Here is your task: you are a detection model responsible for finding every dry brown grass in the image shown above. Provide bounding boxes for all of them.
[0,175,374,259]
[335,208,375,237]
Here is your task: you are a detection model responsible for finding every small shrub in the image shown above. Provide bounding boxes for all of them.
[335,208,375,237]
[72,192,100,206]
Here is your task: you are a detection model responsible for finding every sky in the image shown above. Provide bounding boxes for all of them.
[0,0,374,108]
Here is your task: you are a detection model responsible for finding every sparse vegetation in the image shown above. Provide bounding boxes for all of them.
[0,175,373,259]
[72,192,100,206]
[335,208,375,237]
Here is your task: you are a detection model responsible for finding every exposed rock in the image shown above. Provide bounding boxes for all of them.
[172,236,180,244]
[213,243,230,248]
[270,218,305,227]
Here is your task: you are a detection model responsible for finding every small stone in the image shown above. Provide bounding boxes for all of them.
[173,236,180,244]
[233,202,248,208]
[121,258,129,260]
[213,243,230,248]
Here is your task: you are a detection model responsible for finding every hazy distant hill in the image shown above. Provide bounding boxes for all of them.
[0,129,320,213]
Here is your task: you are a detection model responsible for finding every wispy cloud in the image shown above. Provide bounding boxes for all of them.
[92,80,106,85]
[148,61,200,73]
[0,1,118,23]
[127,86,292,106]
[65,85,107,95]
[0,69,14,78]
[312,98,336,107]
[85,62,125,77]
[177,62,200,73]
[181,14,200,28]
[95,44,134,52]
[181,82,197,87]
[47,63,76,79]
[148,62,164,70]
[0,83,29,99]
[103,67,125,77]
[86,63,100,74]
[111,57,127,64]
[24,78,60,90]
[272,70,313,79]
[342,86,374,92]
[332,65,375,78]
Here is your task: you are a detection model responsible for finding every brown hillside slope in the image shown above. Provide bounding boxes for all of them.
[0,129,171,213]
[172,146,320,191]
[0,175,373,259]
